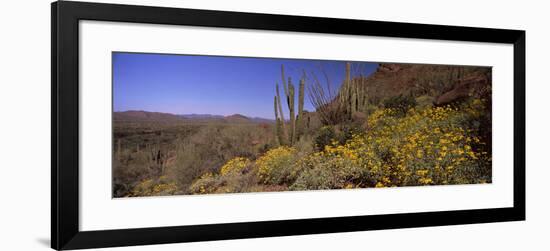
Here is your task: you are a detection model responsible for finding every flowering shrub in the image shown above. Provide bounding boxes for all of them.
[189,157,255,194]
[220,157,251,176]
[291,149,368,190]
[292,99,491,189]
[256,146,299,185]
[131,176,178,197]
[188,98,491,194]
[189,172,221,194]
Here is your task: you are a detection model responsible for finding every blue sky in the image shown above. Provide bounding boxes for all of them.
[113,52,378,119]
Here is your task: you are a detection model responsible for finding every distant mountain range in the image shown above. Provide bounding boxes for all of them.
[113,110,275,124]
[179,114,224,119]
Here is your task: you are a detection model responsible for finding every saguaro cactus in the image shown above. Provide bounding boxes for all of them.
[337,62,369,120]
[296,77,305,138]
[356,76,368,113]
[274,96,278,124]
[288,79,296,145]
[274,96,285,145]
[273,65,305,146]
[274,83,287,145]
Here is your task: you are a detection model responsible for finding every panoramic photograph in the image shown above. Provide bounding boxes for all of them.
[112,52,492,198]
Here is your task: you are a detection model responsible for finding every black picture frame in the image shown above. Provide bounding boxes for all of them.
[51,1,525,250]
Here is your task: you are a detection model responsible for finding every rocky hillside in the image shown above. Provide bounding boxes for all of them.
[351,63,491,105]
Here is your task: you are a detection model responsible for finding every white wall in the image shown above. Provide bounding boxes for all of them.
[0,0,547,250]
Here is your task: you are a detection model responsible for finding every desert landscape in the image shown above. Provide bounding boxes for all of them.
[113,53,492,198]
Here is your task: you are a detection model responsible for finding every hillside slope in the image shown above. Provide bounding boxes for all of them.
[352,63,491,104]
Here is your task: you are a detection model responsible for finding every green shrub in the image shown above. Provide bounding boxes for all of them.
[383,94,417,115]
[131,176,178,197]
[188,172,220,194]
[256,146,300,185]
[415,95,435,108]
[314,126,336,151]
[336,124,362,145]
[364,104,379,116]
[189,168,258,195]
[293,135,315,156]
[290,153,368,190]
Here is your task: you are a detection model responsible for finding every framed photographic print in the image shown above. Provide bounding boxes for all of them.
[52,1,525,250]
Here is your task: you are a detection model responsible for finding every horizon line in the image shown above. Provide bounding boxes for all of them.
[113,109,301,121]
